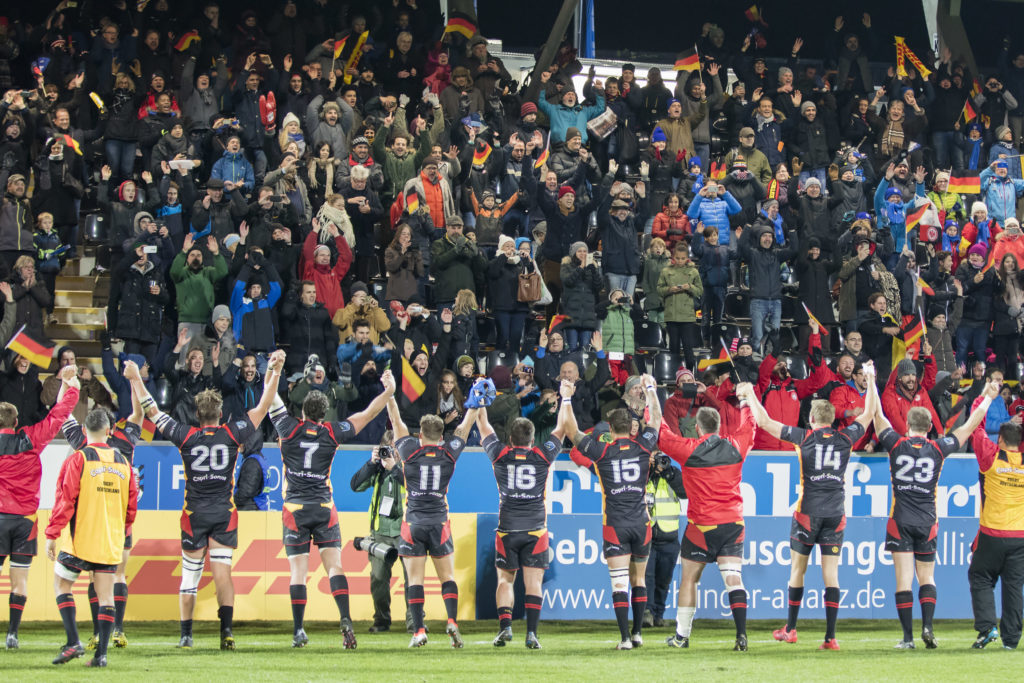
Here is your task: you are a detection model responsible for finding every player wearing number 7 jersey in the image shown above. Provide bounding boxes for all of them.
[743,361,879,651]
[133,351,284,651]
[478,379,574,651]
[565,374,659,650]
[267,367,396,650]
[873,377,998,650]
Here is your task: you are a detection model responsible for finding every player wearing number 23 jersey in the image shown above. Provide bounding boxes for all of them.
[395,433,467,557]
[270,405,358,555]
[153,412,258,550]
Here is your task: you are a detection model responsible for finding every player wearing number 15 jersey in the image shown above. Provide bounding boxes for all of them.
[566,377,658,651]
[747,361,878,651]
[137,352,283,651]
[267,369,395,651]
[477,380,573,651]
[873,379,997,650]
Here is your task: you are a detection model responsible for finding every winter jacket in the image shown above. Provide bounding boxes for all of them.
[190,188,247,241]
[180,57,229,130]
[754,336,831,450]
[955,259,998,325]
[657,260,703,323]
[536,92,606,144]
[300,232,352,318]
[596,189,645,277]
[655,105,707,161]
[641,251,671,311]
[170,251,228,323]
[305,95,354,159]
[109,259,169,344]
[724,144,772,185]
[795,250,838,325]
[722,172,766,227]
[332,301,391,345]
[210,150,255,194]
[600,303,636,354]
[280,293,338,374]
[559,258,603,330]
[383,245,423,302]
[738,226,799,301]
[430,234,486,303]
[487,254,532,313]
[686,192,742,245]
[980,166,1024,223]
[651,209,690,250]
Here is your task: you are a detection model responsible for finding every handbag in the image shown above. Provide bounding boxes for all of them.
[517,270,542,303]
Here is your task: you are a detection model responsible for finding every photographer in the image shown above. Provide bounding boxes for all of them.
[349,433,411,633]
[643,453,687,628]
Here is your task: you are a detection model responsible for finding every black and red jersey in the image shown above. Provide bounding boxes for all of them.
[64,418,141,465]
[878,428,959,527]
[155,412,256,513]
[574,426,657,527]
[781,423,864,517]
[271,405,356,504]
[396,434,467,526]
[484,433,561,532]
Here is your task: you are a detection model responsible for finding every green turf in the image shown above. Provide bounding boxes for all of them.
[3,620,1021,681]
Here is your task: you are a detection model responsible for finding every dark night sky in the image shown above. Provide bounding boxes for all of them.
[479,0,1024,72]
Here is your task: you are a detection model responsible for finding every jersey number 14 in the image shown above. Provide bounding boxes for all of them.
[814,444,841,471]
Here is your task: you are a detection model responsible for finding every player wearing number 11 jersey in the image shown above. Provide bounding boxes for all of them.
[566,375,660,650]
[137,351,283,651]
[873,377,997,650]
[267,368,396,650]
[746,361,878,650]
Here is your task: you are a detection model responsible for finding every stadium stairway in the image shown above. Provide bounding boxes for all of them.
[45,247,109,374]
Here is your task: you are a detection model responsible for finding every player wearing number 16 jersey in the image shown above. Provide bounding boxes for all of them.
[477,380,573,651]
[135,352,283,651]
[267,369,396,650]
[565,376,659,651]
[873,378,997,650]
[746,361,878,650]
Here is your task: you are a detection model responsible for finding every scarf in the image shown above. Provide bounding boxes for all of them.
[315,202,355,249]
[307,158,335,191]
[966,137,984,170]
[754,111,774,133]
[880,119,905,157]
[1002,272,1024,332]
[976,219,993,245]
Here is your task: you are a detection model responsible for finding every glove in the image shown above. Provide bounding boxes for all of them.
[259,92,277,131]
[464,378,496,409]
[399,93,410,108]
[675,149,685,163]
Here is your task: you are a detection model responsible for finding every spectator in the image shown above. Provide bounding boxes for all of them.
[738,223,799,355]
[980,159,1024,224]
[858,291,904,372]
[691,225,732,346]
[558,331,610,431]
[108,240,170,365]
[597,167,646,296]
[281,280,339,379]
[640,238,670,330]
[334,282,391,344]
[536,71,605,145]
[430,218,485,310]
[337,319,391,373]
[9,255,50,339]
[559,241,602,352]
[300,220,353,318]
[656,95,707,164]
[40,347,113,423]
[170,234,228,357]
[210,135,255,195]
[663,367,724,437]
[955,243,998,367]
[487,236,532,357]
[230,257,283,364]
[686,182,741,246]
[384,224,423,305]
[0,355,44,425]
[881,353,941,435]
[164,330,222,427]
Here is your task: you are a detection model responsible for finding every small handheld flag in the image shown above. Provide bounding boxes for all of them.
[6,325,55,369]
[444,11,477,39]
[960,99,977,125]
[174,30,200,52]
[697,345,730,371]
[404,187,420,214]
[917,275,935,297]
[62,134,82,156]
[801,302,829,336]
[534,135,550,170]
[948,170,981,194]
[674,47,700,73]
[333,36,348,61]
[401,356,426,402]
[472,141,492,167]
[342,31,370,84]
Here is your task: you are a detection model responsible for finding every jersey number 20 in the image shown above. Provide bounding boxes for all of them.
[190,444,230,472]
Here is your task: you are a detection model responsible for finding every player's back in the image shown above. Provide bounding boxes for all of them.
[278,419,347,504]
[787,424,862,517]
[485,434,559,532]
[397,435,466,526]
[881,431,955,526]
[154,413,249,513]
[591,434,654,527]
[64,418,141,465]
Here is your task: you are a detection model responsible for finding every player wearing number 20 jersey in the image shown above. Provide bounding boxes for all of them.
[154,412,258,550]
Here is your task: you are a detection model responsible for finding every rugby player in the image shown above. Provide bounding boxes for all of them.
[478,379,574,650]
[742,362,878,649]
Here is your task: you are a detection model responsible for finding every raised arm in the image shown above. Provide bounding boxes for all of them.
[454,407,478,441]
[641,373,662,432]
[124,361,145,427]
[385,394,409,440]
[348,370,397,433]
[736,381,783,440]
[872,377,893,436]
[550,380,576,442]
[247,350,285,426]
[475,403,495,441]
[853,361,879,431]
[952,378,1000,446]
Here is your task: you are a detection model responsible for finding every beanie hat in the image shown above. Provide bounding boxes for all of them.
[968,242,988,258]
[675,366,694,385]
[520,101,538,116]
[566,126,582,142]
[737,337,753,350]
[896,358,918,377]
[651,126,667,143]
[456,354,475,370]
[514,237,532,254]
[896,158,910,169]
[497,234,516,252]
[667,98,681,108]
[731,157,747,170]
[934,170,950,184]
[884,186,902,201]
[211,304,232,324]
[739,126,755,138]
[489,364,512,391]
[972,201,988,216]
[558,185,576,199]
[997,125,1012,140]
[624,375,643,394]
[569,241,587,256]
[840,164,856,176]
[610,198,630,211]
[351,136,369,148]
[622,63,636,72]
[313,243,331,257]
[350,281,368,296]
[689,155,702,168]
[804,176,822,188]
[800,101,816,115]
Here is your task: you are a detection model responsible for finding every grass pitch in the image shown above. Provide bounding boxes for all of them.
[3,620,1021,681]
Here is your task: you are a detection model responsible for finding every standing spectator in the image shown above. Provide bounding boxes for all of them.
[691,225,731,347]
[881,354,942,435]
[640,238,670,331]
[210,136,255,195]
[679,72,722,174]
[281,281,339,379]
[980,159,1024,224]
[747,97,787,171]
[9,256,49,340]
[191,178,248,242]
[956,243,998,367]
[559,242,603,352]
[686,182,741,246]
[383,224,423,305]
[738,225,799,355]
[107,240,169,366]
[300,220,353,318]
[169,234,228,358]
[230,258,283,365]
[163,329,223,427]
[536,71,605,145]
[598,166,646,296]
[656,95,707,165]
[430,219,485,310]
[795,238,839,347]
[487,236,532,357]
[657,242,702,369]
[333,283,391,344]
[0,172,33,278]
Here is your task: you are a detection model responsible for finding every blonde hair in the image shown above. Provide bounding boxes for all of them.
[810,400,836,426]
[453,289,477,316]
[649,237,666,253]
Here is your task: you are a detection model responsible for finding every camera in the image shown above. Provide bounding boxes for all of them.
[143,245,158,254]
[616,296,630,305]
[353,536,397,562]
[377,446,392,461]
[269,195,284,202]
[656,454,672,471]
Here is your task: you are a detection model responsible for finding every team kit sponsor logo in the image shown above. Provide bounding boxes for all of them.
[20,444,987,620]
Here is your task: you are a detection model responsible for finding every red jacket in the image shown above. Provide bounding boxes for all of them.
[657,406,755,525]
[651,209,691,250]
[706,379,739,434]
[301,231,353,318]
[881,356,941,435]
[753,333,831,450]
[0,386,79,516]
[829,382,873,449]
[663,386,723,436]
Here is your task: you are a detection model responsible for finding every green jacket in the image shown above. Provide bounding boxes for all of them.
[641,251,670,311]
[430,234,486,302]
[657,262,703,322]
[170,252,228,323]
[372,121,433,205]
[351,458,404,538]
[601,304,635,354]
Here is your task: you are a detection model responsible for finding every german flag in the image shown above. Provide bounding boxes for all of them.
[902,312,924,346]
[444,11,477,40]
[970,78,981,99]
[62,134,82,156]
[948,170,981,195]
[6,325,55,369]
[960,99,977,124]
[547,314,570,335]
[472,141,491,167]
[744,5,761,23]
[401,356,426,403]
[917,276,935,296]
[333,36,348,60]
[709,160,727,180]
[534,135,550,170]
[905,202,928,231]
[174,30,200,52]
[800,302,829,336]
[697,346,730,371]
[674,47,700,72]
[116,417,157,442]
[981,247,997,273]
[404,187,419,214]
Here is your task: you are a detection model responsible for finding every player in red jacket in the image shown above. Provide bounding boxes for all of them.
[881,344,941,436]
[0,364,80,649]
[754,320,832,450]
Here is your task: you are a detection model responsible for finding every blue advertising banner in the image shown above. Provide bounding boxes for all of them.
[476,513,984,620]
[128,445,984,519]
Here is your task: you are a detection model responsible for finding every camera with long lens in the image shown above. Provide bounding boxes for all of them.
[353,536,397,562]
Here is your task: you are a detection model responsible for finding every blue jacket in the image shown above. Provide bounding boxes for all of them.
[873,180,926,253]
[536,93,606,144]
[980,167,1024,222]
[987,396,1012,443]
[686,192,742,244]
[988,142,1023,179]
[211,150,255,193]
[337,340,390,368]
[230,279,282,353]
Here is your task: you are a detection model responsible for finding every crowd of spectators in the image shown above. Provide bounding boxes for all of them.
[1,2,1023,447]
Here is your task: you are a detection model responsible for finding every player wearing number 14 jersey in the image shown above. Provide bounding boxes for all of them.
[746,361,878,650]
[873,378,997,650]
[566,376,659,650]
[138,352,283,651]
[267,368,395,650]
